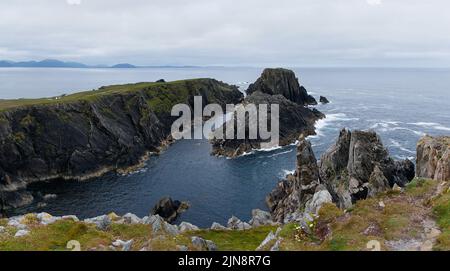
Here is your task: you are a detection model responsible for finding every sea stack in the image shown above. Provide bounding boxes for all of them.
[210,68,325,158]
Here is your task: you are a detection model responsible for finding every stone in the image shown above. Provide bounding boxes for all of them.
[108,212,121,221]
[416,135,450,181]
[270,238,282,251]
[227,216,251,230]
[8,218,27,230]
[152,197,190,223]
[14,229,30,237]
[37,212,60,225]
[367,166,391,198]
[191,236,217,251]
[420,240,433,251]
[112,239,134,251]
[256,231,277,251]
[393,184,402,192]
[0,226,5,233]
[84,215,111,231]
[249,209,274,226]
[305,189,333,215]
[177,245,189,251]
[123,213,141,224]
[211,222,228,230]
[62,215,79,222]
[179,222,199,233]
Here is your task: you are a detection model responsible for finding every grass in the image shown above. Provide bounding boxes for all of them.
[184,226,278,251]
[0,78,220,112]
[432,183,450,250]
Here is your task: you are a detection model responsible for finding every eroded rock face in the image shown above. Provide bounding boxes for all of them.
[266,138,321,222]
[247,68,317,105]
[319,96,330,104]
[320,129,415,209]
[211,91,324,157]
[416,135,450,181]
[0,79,243,209]
[266,129,415,222]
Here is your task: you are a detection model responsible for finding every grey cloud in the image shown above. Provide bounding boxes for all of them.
[0,0,449,67]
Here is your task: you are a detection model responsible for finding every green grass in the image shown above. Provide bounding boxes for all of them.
[185,226,277,251]
[432,184,450,251]
[0,79,215,112]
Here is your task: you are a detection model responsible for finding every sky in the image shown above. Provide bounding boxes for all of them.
[0,0,449,67]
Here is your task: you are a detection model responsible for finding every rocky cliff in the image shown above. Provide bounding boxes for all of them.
[211,69,324,157]
[266,129,415,223]
[0,79,243,209]
[247,68,317,105]
[416,135,449,181]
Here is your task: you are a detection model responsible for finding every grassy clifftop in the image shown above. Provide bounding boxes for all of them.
[1,178,448,251]
[0,78,239,112]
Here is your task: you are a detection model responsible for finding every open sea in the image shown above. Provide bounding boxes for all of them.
[1,67,449,227]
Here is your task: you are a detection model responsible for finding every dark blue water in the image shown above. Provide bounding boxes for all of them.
[4,67,450,228]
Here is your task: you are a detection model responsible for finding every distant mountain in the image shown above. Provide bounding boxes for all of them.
[0,59,137,69]
[111,63,137,68]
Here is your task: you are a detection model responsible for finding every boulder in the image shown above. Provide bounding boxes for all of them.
[37,212,61,225]
[211,222,228,230]
[14,229,30,238]
[256,231,277,251]
[247,68,317,105]
[84,215,111,231]
[179,222,199,233]
[227,216,251,230]
[416,135,450,181]
[319,96,330,104]
[249,209,274,226]
[122,213,141,224]
[305,189,333,215]
[112,239,134,251]
[191,236,217,251]
[152,197,190,223]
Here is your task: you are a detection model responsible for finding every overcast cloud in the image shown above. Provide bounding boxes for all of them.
[0,0,449,67]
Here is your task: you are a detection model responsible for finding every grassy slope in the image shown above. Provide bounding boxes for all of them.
[0,79,214,113]
[0,178,448,251]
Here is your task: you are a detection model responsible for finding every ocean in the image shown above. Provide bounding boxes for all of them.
[2,67,449,227]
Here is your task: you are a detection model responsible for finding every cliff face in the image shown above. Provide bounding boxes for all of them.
[247,68,317,105]
[266,129,415,223]
[416,135,450,181]
[211,69,324,157]
[0,79,243,209]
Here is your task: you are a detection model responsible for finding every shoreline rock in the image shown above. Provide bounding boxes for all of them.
[416,135,449,181]
[151,197,190,223]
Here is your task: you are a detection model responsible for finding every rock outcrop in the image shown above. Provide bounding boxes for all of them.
[319,96,330,104]
[0,79,243,210]
[266,129,415,222]
[151,197,190,223]
[211,69,324,157]
[319,129,415,209]
[416,135,450,181]
[247,68,317,105]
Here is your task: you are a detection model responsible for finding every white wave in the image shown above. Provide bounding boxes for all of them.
[389,139,415,154]
[265,149,294,158]
[313,113,359,137]
[280,169,296,178]
[408,122,450,132]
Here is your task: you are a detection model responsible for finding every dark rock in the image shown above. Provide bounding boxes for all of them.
[0,79,243,209]
[416,135,450,181]
[319,129,415,209]
[319,96,330,104]
[156,79,166,83]
[247,68,317,105]
[151,197,190,223]
[266,137,321,222]
[211,92,324,157]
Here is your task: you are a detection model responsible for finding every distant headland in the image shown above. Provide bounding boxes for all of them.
[0,59,200,69]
